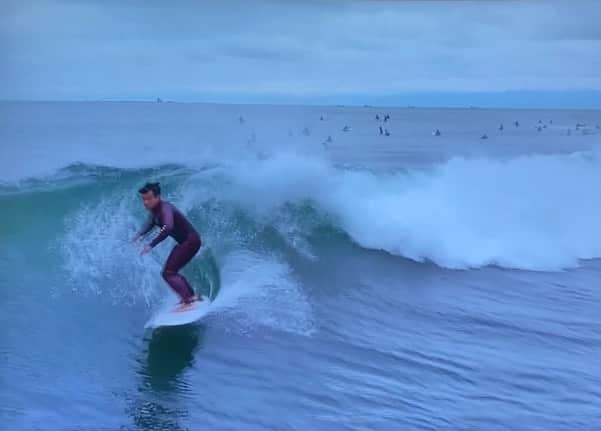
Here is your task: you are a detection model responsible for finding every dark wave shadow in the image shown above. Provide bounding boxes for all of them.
[128,325,205,431]
[142,325,204,392]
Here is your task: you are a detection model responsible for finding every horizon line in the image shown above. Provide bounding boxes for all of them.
[1,97,600,111]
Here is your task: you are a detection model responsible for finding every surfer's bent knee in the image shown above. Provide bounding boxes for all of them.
[162,269,176,280]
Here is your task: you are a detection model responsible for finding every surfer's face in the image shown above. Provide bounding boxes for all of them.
[141,191,160,210]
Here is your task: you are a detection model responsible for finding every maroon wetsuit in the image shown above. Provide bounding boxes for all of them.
[137,201,201,303]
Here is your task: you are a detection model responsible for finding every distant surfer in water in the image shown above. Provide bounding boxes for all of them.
[132,182,202,308]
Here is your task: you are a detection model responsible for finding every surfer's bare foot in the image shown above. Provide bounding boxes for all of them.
[175,302,194,312]
[178,295,200,305]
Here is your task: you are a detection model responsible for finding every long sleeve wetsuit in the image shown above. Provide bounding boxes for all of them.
[137,201,201,303]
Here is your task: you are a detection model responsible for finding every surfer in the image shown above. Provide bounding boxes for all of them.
[132,182,202,308]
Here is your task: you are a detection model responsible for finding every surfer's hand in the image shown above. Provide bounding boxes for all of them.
[131,235,142,244]
[140,245,152,255]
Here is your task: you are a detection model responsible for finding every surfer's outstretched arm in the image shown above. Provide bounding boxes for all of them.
[133,214,154,241]
[149,203,174,248]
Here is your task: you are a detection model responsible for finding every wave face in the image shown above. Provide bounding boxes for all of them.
[5,148,601,299]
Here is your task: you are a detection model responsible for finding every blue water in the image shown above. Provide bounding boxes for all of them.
[1,102,601,430]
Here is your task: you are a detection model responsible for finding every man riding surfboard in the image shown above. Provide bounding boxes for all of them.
[132,182,202,310]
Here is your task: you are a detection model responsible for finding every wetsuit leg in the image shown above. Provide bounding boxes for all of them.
[161,235,201,303]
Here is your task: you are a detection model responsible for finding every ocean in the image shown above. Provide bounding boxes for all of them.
[1,101,601,430]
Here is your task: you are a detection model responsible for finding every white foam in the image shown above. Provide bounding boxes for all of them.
[207,250,315,336]
[60,195,164,305]
[214,149,601,271]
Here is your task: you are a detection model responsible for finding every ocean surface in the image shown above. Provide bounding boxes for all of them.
[1,101,601,430]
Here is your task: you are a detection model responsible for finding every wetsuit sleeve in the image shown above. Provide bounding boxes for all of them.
[136,214,154,238]
[149,204,174,248]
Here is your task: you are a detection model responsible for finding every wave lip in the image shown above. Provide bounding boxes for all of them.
[217,150,601,271]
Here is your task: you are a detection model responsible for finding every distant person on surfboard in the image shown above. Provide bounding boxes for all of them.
[132,182,202,309]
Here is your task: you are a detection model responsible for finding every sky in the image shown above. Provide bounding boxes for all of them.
[1,0,600,107]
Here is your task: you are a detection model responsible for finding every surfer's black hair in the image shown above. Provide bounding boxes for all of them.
[138,182,161,196]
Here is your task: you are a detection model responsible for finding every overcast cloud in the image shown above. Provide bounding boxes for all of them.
[1,0,600,105]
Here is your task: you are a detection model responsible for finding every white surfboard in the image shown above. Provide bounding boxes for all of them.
[145,295,211,329]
